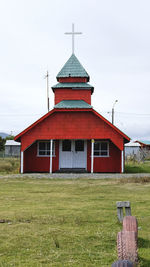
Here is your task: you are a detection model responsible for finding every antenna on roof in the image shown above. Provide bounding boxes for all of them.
[65,23,82,54]
[44,70,50,112]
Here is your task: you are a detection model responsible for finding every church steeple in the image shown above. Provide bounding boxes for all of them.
[52,53,94,105]
[52,24,94,106]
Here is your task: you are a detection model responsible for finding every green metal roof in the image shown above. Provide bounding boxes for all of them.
[52,82,94,92]
[56,54,89,80]
[139,140,150,145]
[54,100,92,109]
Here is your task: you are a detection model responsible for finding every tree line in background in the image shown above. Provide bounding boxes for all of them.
[0,136,14,151]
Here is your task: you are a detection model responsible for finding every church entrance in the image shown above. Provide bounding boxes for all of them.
[59,140,87,170]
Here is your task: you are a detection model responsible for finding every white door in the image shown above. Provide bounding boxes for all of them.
[73,140,87,168]
[59,140,72,168]
[59,140,87,169]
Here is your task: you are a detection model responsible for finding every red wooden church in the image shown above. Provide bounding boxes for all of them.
[15,53,130,173]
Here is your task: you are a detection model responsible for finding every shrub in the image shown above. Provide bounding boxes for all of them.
[0,158,19,173]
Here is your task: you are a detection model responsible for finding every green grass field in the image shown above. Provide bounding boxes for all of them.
[1,157,150,175]
[0,177,149,266]
[1,157,150,174]
[125,160,150,173]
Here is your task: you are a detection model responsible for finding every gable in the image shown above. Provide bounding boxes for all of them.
[15,109,130,151]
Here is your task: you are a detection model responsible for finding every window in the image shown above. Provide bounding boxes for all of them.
[62,140,71,151]
[75,140,84,151]
[94,141,109,157]
[38,141,55,156]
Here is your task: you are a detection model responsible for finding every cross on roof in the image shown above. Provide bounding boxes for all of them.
[65,23,82,54]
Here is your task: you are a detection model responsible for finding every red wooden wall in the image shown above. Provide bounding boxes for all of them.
[24,141,59,173]
[87,140,121,173]
[20,111,124,152]
[54,89,91,105]
[23,139,121,173]
[57,77,88,83]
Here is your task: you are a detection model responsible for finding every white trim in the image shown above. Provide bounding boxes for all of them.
[37,155,56,158]
[21,151,24,174]
[121,150,124,173]
[50,140,53,174]
[93,155,109,158]
[91,139,94,173]
[37,140,55,157]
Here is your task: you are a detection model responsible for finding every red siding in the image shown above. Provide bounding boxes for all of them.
[87,140,121,173]
[23,139,121,173]
[58,77,87,83]
[24,141,59,173]
[54,89,91,105]
[21,111,124,152]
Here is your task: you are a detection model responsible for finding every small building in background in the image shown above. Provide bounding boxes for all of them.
[5,140,20,157]
[135,140,150,150]
[125,141,141,157]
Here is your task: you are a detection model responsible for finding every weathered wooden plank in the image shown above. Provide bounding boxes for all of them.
[116,201,131,208]
[116,201,131,222]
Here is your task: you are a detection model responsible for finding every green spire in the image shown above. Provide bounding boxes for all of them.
[56,54,89,80]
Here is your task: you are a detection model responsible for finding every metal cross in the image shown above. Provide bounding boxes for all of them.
[44,70,50,112]
[65,23,82,54]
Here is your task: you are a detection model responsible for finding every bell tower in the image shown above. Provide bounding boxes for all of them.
[52,53,94,105]
[51,24,94,106]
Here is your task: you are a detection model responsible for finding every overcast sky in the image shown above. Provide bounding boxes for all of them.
[0,0,150,140]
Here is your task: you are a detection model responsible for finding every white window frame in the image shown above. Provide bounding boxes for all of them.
[37,141,55,157]
[94,141,109,157]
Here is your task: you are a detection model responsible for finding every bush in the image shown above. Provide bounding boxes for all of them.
[0,158,20,173]
[125,160,150,173]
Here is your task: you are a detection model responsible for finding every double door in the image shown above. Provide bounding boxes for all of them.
[59,140,87,169]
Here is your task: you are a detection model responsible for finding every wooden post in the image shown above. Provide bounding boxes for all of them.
[121,150,124,173]
[50,139,53,174]
[125,207,131,216]
[21,151,24,174]
[117,207,124,222]
[116,201,131,222]
[91,139,94,173]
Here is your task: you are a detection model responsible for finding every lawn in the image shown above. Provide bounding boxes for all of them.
[0,178,149,266]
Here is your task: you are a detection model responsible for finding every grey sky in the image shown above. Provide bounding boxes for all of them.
[0,0,150,140]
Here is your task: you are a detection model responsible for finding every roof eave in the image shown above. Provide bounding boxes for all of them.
[51,84,94,93]
[56,76,90,82]
[92,109,130,143]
